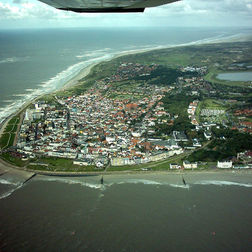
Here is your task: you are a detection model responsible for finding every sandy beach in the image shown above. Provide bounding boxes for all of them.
[60,46,156,91]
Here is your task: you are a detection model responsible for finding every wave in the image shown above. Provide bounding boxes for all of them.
[76,48,112,59]
[12,94,27,97]
[0,57,19,64]
[0,184,23,200]
[195,180,252,188]
[169,184,190,189]
[2,100,14,103]
[0,178,24,200]
[39,177,104,190]
[118,179,162,185]
[0,178,18,186]
[25,88,36,92]
[0,56,29,65]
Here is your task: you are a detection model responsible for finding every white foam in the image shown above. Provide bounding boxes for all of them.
[195,180,252,188]
[169,184,190,189]
[25,88,36,92]
[0,178,16,185]
[76,48,112,59]
[12,94,27,97]
[118,179,162,185]
[40,177,103,190]
[0,56,29,65]
[0,57,18,64]
[2,100,14,103]
[0,184,23,200]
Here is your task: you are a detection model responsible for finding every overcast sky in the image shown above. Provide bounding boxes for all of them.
[0,0,252,29]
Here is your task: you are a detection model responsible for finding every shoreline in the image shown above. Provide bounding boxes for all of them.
[0,154,252,178]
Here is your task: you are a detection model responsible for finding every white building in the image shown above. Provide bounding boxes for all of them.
[170,163,181,169]
[217,161,233,169]
[183,161,198,169]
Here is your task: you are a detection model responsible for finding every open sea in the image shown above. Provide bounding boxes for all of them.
[0,27,252,251]
[0,172,252,251]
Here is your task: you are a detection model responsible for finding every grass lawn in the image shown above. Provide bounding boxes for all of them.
[0,115,20,149]
[201,99,226,110]
[0,152,28,167]
[35,157,97,172]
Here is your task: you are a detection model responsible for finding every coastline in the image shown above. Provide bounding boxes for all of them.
[0,46,162,177]
[1,38,252,177]
[59,46,159,91]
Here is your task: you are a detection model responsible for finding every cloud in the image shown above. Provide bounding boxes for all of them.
[0,0,251,28]
[0,1,98,21]
[157,0,252,15]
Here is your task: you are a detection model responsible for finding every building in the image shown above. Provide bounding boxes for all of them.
[217,161,233,169]
[204,131,212,140]
[170,163,181,169]
[173,131,188,142]
[183,160,198,169]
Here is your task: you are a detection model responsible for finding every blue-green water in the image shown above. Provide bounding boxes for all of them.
[217,72,252,81]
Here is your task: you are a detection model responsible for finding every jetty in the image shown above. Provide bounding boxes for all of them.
[22,173,36,186]
[182,176,186,186]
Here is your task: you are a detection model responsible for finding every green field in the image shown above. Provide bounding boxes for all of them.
[29,157,96,172]
[0,152,28,167]
[0,116,20,149]
[200,99,226,110]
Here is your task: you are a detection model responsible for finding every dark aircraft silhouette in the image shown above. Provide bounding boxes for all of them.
[38,0,179,13]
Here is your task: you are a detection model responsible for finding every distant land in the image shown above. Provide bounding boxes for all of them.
[0,41,252,174]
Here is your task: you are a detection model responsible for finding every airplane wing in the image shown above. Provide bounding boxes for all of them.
[38,0,179,13]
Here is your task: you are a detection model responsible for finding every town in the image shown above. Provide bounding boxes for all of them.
[0,58,252,170]
[8,61,250,171]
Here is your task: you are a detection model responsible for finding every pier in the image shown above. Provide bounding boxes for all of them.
[22,173,36,186]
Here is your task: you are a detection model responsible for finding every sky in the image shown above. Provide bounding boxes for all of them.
[0,0,251,29]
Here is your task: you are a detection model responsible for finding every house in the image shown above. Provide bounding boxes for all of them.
[173,131,188,142]
[73,158,90,166]
[193,138,202,147]
[204,131,212,140]
[149,152,168,162]
[183,160,198,169]
[170,163,181,169]
[217,161,233,169]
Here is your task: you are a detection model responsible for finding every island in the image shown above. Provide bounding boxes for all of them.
[0,41,252,175]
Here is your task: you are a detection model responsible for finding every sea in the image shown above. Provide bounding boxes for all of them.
[0,27,252,251]
[0,172,252,251]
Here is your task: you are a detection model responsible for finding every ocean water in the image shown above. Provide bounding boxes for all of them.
[0,27,252,123]
[0,173,252,251]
